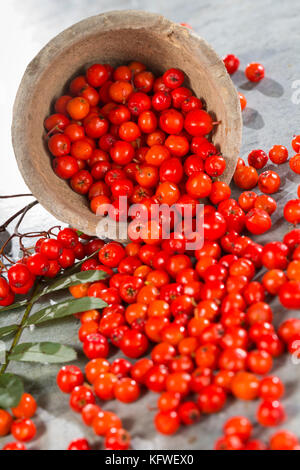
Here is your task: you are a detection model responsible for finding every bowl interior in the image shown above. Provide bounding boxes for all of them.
[12,11,241,236]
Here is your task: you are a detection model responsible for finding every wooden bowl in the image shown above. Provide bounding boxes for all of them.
[12,10,242,237]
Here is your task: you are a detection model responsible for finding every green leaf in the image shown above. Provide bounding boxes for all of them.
[0,373,24,408]
[24,296,107,326]
[0,324,19,339]
[0,299,29,313]
[41,270,107,296]
[9,342,77,364]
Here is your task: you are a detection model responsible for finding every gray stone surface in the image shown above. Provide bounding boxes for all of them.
[1,0,300,450]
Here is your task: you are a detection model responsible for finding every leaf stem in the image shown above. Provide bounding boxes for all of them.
[0,282,42,375]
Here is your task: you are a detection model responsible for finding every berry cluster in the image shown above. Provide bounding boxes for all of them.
[57,364,130,450]
[223,55,265,111]
[0,393,37,450]
[223,55,265,83]
[44,62,224,217]
[215,415,299,450]
[232,141,300,231]
[56,227,300,445]
[0,228,89,307]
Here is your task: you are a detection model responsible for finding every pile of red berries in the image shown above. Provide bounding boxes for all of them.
[223,55,265,111]
[61,232,300,445]
[2,53,300,450]
[57,364,130,450]
[0,393,37,450]
[44,62,227,218]
[0,228,91,307]
[215,415,299,450]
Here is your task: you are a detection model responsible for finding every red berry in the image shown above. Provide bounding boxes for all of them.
[214,434,245,450]
[223,416,252,442]
[256,400,286,427]
[0,277,10,300]
[81,404,101,426]
[11,393,37,419]
[155,410,180,435]
[57,228,79,249]
[69,386,95,413]
[86,64,109,87]
[162,68,184,89]
[245,62,265,82]
[11,419,36,442]
[120,330,149,358]
[269,145,288,164]
[248,149,268,169]
[68,438,91,450]
[27,253,50,276]
[114,378,141,403]
[40,238,63,260]
[259,376,285,400]
[284,199,300,225]
[178,401,200,425]
[83,333,109,359]
[57,365,84,393]
[223,54,240,74]
[270,430,299,450]
[197,385,226,413]
[8,264,32,288]
[48,134,71,157]
[105,427,131,450]
[2,442,27,450]
[184,109,213,136]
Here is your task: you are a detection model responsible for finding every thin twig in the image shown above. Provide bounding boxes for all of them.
[14,201,39,235]
[0,194,33,199]
[0,259,7,271]
[0,200,38,233]
[0,201,39,264]
[0,253,14,265]
[44,126,63,138]
[0,208,28,232]
[0,234,15,260]
[47,226,61,237]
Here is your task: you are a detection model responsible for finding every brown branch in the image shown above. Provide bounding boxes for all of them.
[0,201,38,233]
[0,201,39,265]
[0,194,33,199]
[14,201,39,235]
